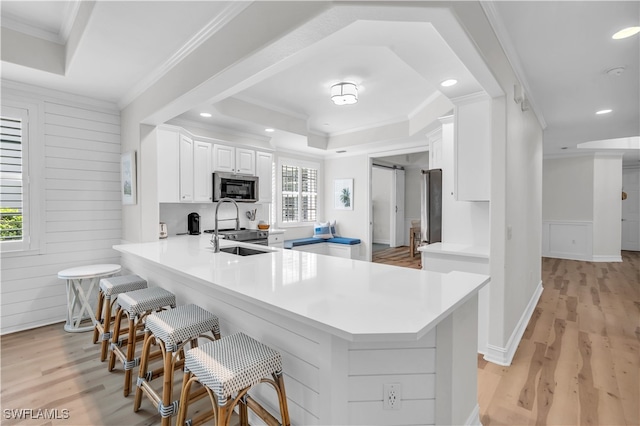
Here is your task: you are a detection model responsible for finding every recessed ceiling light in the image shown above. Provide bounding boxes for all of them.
[612,26,640,40]
[199,112,212,118]
[596,109,612,115]
[336,150,347,154]
[440,79,458,87]
[265,128,275,132]
[561,147,568,150]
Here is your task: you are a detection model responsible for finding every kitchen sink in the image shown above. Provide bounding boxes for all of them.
[219,246,270,256]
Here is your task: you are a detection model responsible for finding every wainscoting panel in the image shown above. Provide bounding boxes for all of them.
[542,221,593,261]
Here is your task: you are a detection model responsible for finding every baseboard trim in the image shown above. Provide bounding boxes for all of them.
[543,253,623,262]
[591,255,622,262]
[464,403,481,426]
[483,280,543,366]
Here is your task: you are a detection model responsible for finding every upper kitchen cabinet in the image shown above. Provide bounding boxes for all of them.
[256,151,273,203]
[157,127,211,203]
[179,134,194,202]
[213,144,255,175]
[453,94,491,201]
[193,140,212,202]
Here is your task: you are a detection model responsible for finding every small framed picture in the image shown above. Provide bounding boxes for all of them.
[334,178,353,210]
[121,151,137,205]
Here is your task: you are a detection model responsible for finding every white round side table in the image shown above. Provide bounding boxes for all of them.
[58,264,122,332]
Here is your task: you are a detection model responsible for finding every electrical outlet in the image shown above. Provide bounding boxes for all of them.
[383,383,402,410]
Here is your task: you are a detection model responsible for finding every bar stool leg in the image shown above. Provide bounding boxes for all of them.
[108,308,124,372]
[99,296,114,362]
[93,290,104,344]
[134,330,153,412]
[161,346,174,426]
[123,314,137,397]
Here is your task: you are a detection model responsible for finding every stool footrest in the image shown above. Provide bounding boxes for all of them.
[246,395,280,426]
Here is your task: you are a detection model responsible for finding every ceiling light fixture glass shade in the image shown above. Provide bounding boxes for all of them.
[331,82,358,105]
[612,26,640,39]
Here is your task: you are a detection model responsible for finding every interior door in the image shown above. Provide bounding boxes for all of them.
[621,168,640,251]
[390,168,405,247]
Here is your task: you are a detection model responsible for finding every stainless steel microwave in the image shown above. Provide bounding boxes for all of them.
[213,172,259,203]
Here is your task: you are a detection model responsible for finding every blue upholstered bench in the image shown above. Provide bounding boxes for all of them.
[284,237,361,259]
[284,237,361,249]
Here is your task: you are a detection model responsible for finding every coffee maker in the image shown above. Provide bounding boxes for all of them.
[187,212,200,235]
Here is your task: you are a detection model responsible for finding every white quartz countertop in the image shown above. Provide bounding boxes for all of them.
[114,235,489,342]
[418,242,489,259]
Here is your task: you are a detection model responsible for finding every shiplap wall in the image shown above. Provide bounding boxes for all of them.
[1,84,121,334]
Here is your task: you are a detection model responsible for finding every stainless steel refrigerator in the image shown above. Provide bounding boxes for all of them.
[420,169,442,244]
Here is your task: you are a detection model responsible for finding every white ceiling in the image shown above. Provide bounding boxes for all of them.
[1,1,638,164]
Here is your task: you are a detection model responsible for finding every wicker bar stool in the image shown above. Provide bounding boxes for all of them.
[176,332,290,426]
[134,304,221,426]
[93,274,148,361]
[108,287,176,397]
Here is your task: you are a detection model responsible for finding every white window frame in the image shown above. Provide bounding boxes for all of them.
[1,99,44,255]
[276,157,321,228]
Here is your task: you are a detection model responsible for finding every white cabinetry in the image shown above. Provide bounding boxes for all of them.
[428,129,443,170]
[157,129,180,203]
[213,144,255,175]
[157,128,212,203]
[453,94,491,201]
[268,232,284,249]
[193,140,212,202]
[256,151,273,203]
[179,134,194,202]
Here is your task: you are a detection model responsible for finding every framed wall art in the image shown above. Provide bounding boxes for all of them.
[121,151,137,205]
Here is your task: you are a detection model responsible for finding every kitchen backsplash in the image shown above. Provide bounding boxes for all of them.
[160,202,270,235]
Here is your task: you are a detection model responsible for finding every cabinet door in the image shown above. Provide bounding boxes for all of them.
[256,151,273,203]
[213,144,235,173]
[193,140,212,202]
[454,96,490,201]
[179,134,194,202]
[157,129,180,203]
[236,148,255,175]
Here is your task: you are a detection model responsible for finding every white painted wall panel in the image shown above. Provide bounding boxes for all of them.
[1,85,121,335]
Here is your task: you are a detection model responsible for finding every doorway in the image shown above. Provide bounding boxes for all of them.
[622,167,640,251]
[368,150,429,265]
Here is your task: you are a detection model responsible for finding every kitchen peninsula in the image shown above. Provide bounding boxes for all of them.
[114,235,489,426]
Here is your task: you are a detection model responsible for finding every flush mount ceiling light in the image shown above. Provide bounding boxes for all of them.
[612,26,640,39]
[440,79,458,87]
[331,82,358,105]
[199,112,212,118]
[265,128,275,133]
[596,109,612,115]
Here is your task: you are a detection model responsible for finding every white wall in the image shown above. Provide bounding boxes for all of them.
[543,156,594,221]
[1,82,121,334]
[323,155,370,260]
[542,154,623,261]
[371,167,391,244]
[592,154,623,259]
[451,2,544,365]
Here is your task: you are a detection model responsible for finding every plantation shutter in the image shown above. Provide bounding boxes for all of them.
[0,115,24,241]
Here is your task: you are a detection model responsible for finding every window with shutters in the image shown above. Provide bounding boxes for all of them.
[277,157,320,226]
[1,105,32,252]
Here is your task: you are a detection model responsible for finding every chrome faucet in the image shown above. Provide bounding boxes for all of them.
[211,197,240,252]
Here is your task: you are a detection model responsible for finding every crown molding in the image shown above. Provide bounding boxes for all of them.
[117,1,251,110]
[59,0,81,43]
[1,11,64,44]
[480,2,547,129]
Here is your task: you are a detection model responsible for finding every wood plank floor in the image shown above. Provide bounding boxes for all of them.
[1,252,637,425]
[478,251,640,426]
[372,245,422,269]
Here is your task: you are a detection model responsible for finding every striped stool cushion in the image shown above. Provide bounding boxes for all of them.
[99,274,148,297]
[184,332,282,405]
[117,287,176,317]
[145,304,220,352]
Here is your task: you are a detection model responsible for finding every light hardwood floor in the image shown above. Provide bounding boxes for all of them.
[479,251,640,426]
[1,252,638,425]
[372,245,422,269]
